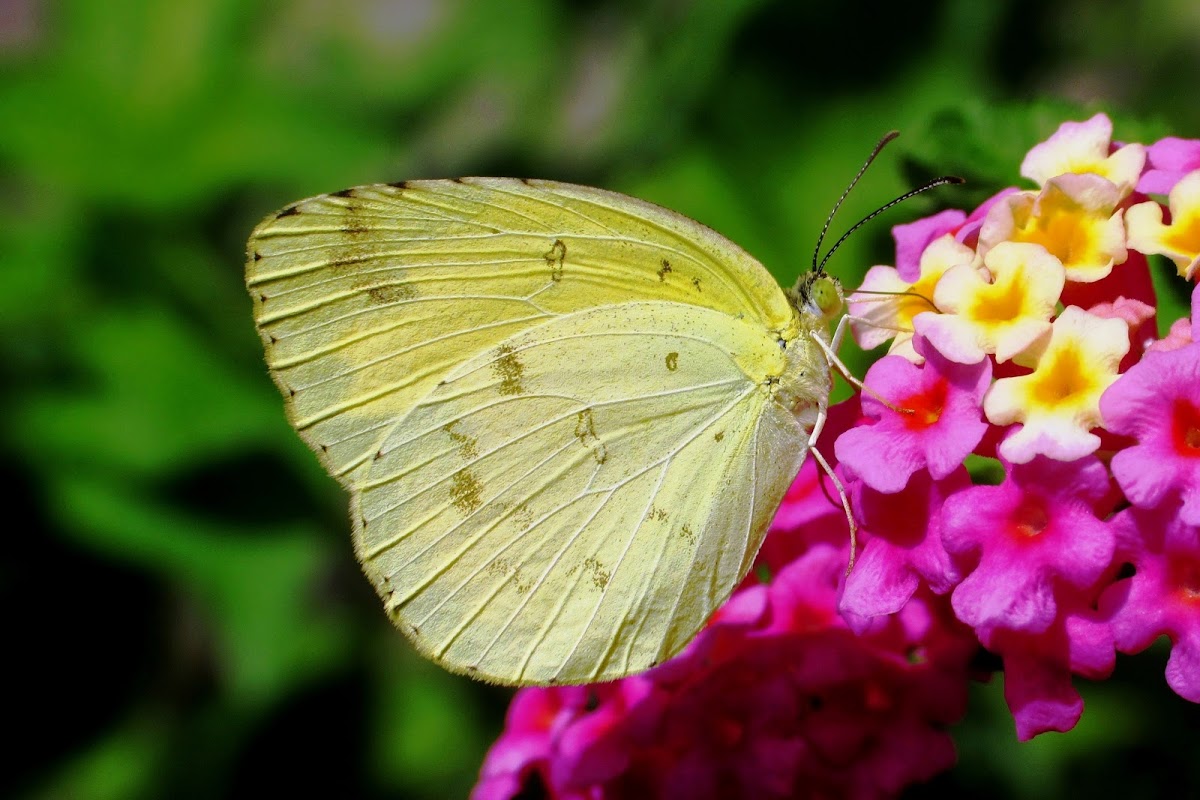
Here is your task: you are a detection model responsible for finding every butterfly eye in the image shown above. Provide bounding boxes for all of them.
[808,275,843,321]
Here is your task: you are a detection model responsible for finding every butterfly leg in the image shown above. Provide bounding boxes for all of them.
[808,443,857,573]
[809,324,909,416]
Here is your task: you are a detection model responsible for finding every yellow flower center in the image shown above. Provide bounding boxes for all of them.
[1014,205,1093,269]
[1028,345,1095,407]
[896,273,941,327]
[968,274,1026,324]
[1163,211,1200,258]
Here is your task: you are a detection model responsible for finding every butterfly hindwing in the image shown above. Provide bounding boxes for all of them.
[353,303,808,684]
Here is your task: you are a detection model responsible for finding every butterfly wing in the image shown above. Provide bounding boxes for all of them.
[246,179,819,684]
[247,179,795,484]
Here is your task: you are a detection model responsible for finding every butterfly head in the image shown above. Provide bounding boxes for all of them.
[788,271,844,325]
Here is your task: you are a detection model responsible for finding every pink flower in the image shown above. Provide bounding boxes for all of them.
[835,336,991,493]
[473,685,602,800]
[475,543,976,799]
[839,468,969,624]
[1101,341,1200,526]
[892,209,968,281]
[1138,136,1200,195]
[1100,505,1200,702]
[981,602,1115,740]
[941,456,1117,634]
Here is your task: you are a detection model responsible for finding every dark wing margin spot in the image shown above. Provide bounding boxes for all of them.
[252,250,262,261]
[387,180,409,189]
[277,205,300,218]
[331,188,355,198]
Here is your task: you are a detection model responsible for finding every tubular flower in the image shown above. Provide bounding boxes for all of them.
[1101,341,1200,525]
[835,335,991,493]
[1101,504,1200,703]
[978,174,1127,283]
[941,455,1117,635]
[1019,112,1145,196]
[984,306,1129,463]
[1126,169,1200,280]
[849,235,975,362]
[915,241,1064,365]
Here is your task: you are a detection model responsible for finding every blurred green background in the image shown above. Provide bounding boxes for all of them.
[4,1,1199,798]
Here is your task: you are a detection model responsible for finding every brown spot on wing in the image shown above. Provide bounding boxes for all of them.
[665,352,679,371]
[443,420,479,460]
[714,431,724,442]
[331,188,355,198]
[692,277,703,292]
[583,557,610,590]
[365,282,417,304]
[493,343,526,395]
[276,205,299,218]
[647,506,669,522]
[657,259,672,281]
[574,408,608,464]
[450,469,483,513]
[544,238,566,282]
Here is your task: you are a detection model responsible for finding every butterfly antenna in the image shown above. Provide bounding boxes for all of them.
[815,174,965,276]
[812,130,899,276]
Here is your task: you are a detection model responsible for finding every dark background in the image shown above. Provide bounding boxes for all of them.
[4,1,1198,797]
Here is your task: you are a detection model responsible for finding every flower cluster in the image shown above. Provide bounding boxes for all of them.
[840,114,1200,740]
[474,114,1200,797]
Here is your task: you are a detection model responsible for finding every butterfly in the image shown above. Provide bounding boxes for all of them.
[243,139,949,685]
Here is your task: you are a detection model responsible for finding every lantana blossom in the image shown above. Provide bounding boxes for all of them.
[1101,340,1200,525]
[835,335,991,493]
[915,241,1064,364]
[1019,112,1145,196]
[983,305,1129,463]
[978,173,1128,283]
[940,455,1116,635]
[1126,169,1200,280]
[1100,504,1200,703]
[1138,136,1200,195]
[848,235,974,361]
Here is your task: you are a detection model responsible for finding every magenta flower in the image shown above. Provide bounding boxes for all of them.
[981,602,1115,740]
[1101,341,1200,526]
[472,685,599,800]
[1138,136,1200,195]
[892,208,968,281]
[835,336,991,493]
[840,468,969,624]
[1100,505,1200,702]
[941,456,1117,634]
[475,543,976,799]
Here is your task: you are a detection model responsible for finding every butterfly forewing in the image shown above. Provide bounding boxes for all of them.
[246,178,819,685]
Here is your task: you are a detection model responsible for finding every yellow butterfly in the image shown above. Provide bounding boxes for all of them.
[246,169,890,685]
